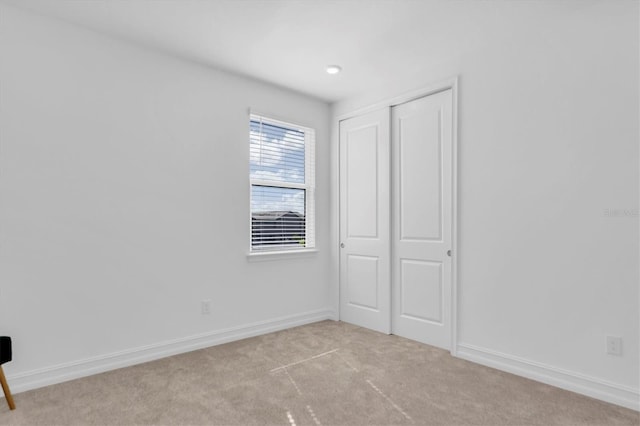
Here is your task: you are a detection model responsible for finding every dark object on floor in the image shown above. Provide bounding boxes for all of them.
[0,337,15,410]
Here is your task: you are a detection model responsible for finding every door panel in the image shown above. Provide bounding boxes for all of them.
[400,259,442,323]
[346,255,379,310]
[339,108,390,334]
[399,108,442,241]
[346,126,379,238]
[392,90,453,349]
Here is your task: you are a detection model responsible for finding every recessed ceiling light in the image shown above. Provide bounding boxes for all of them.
[326,65,342,75]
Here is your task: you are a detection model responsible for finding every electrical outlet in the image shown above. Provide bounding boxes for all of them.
[606,336,622,356]
[201,299,211,315]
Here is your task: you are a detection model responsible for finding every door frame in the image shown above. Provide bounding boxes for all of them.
[335,76,460,356]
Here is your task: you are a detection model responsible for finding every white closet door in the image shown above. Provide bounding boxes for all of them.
[339,108,391,334]
[391,90,453,349]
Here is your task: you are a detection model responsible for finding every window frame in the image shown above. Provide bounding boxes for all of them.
[248,113,316,256]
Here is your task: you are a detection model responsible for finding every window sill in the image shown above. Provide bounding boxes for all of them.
[246,249,318,262]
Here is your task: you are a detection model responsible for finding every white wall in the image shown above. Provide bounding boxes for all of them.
[0,4,332,390]
[332,1,639,409]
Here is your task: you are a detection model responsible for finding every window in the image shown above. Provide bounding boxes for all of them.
[250,114,315,252]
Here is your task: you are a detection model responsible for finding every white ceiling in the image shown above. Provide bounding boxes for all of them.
[3,0,594,103]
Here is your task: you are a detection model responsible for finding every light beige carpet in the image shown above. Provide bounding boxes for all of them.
[0,320,637,425]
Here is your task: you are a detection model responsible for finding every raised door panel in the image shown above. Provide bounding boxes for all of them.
[400,259,442,323]
[398,103,442,241]
[346,125,378,239]
[347,255,379,310]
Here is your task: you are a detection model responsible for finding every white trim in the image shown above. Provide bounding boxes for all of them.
[248,109,315,132]
[6,309,334,394]
[330,105,341,322]
[450,77,459,356]
[457,342,640,411]
[304,126,317,249]
[335,77,459,122]
[335,76,459,355]
[246,248,318,262]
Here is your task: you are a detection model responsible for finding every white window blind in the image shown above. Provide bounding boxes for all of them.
[250,114,315,251]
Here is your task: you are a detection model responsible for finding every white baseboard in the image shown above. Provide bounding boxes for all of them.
[8,309,334,394]
[457,342,639,412]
